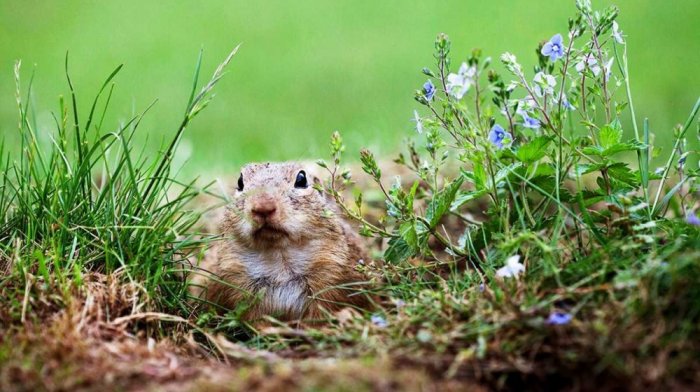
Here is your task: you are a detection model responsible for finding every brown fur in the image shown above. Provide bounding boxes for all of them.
[190,162,369,323]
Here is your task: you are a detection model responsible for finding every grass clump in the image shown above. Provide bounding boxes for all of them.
[0,47,238,319]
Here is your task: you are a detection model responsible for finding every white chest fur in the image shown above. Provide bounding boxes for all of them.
[241,246,313,318]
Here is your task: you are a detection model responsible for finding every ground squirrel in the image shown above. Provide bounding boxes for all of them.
[190,162,369,323]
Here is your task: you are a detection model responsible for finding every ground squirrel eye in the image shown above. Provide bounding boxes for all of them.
[294,170,308,188]
[237,174,244,191]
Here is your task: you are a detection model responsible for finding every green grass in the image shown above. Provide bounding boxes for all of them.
[1,0,698,177]
[0,48,238,315]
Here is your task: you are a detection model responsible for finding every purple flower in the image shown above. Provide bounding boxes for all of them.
[687,211,700,226]
[371,314,388,328]
[521,114,541,129]
[541,33,565,61]
[546,311,572,325]
[423,80,436,101]
[488,124,512,150]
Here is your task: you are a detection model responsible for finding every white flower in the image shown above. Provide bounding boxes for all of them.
[392,175,402,189]
[516,96,538,116]
[446,62,476,99]
[603,58,615,82]
[612,21,624,44]
[413,110,423,134]
[533,72,556,97]
[500,52,523,76]
[575,56,601,76]
[496,255,525,278]
[506,80,519,92]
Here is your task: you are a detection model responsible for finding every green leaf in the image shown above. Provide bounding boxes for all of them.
[492,162,523,187]
[602,140,646,157]
[607,162,640,190]
[653,176,690,216]
[406,181,419,212]
[384,236,414,264]
[531,175,573,202]
[451,189,487,210]
[399,221,418,250]
[599,121,622,150]
[527,163,556,179]
[516,136,553,163]
[462,164,487,191]
[426,176,465,227]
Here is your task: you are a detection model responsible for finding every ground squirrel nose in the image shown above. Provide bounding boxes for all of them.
[251,196,277,222]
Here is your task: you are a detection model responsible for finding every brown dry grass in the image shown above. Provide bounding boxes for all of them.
[0,270,489,392]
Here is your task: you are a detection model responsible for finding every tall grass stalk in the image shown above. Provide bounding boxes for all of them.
[0,47,239,313]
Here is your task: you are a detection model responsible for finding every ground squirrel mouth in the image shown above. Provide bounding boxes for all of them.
[253,225,289,240]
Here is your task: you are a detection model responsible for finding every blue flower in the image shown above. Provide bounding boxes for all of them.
[371,314,388,328]
[423,80,436,101]
[687,211,700,226]
[546,311,572,325]
[521,114,541,129]
[541,34,565,61]
[488,124,512,150]
[560,95,576,111]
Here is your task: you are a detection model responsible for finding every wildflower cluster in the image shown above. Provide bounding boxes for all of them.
[324,0,699,288]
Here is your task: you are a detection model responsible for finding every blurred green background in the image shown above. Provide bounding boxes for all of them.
[1,0,698,178]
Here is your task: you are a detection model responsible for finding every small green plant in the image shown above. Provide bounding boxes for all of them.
[325,0,699,270]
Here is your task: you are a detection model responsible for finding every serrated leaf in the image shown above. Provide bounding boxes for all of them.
[599,121,622,150]
[576,163,606,176]
[384,236,414,264]
[607,162,639,189]
[602,140,646,157]
[426,176,464,227]
[581,146,604,156]
[516,136,553,163]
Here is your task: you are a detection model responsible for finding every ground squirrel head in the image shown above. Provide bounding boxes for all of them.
[224,162,340,249]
